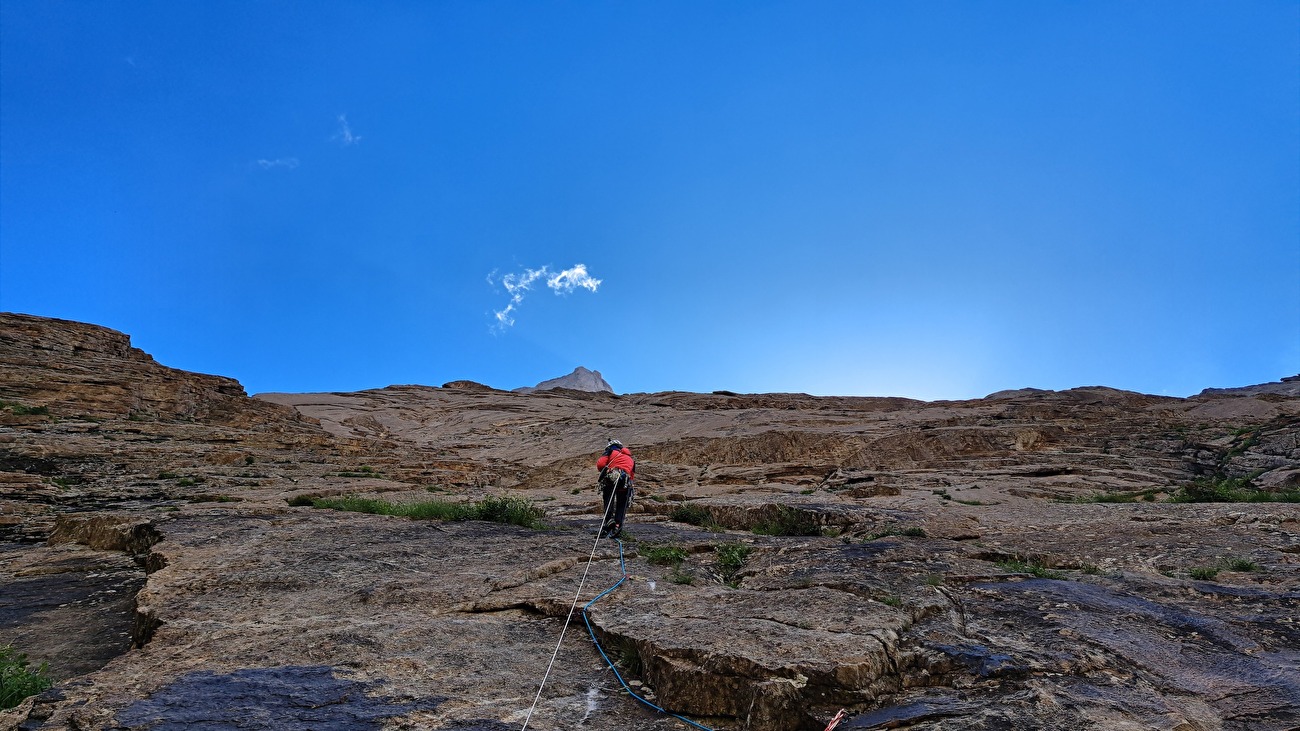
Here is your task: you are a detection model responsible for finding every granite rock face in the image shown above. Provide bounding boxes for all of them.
[2,313,1298,731]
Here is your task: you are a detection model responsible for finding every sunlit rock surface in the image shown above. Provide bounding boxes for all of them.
[2,313,1298,730]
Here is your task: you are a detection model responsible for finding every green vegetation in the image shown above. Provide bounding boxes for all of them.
[1225,557,1259,572]
[641,544,688,566]
[924,574,945,586]
[157,471,180,479]
[1189,566,1219,581]
[1170,476,1299,503]
[931,489,952,501]
[1,645,52,710]
[305,495,546,529]
[244,455,256,465]
[1078,489,1161,503]
[952,498,990,506]
[799,488,815,495]
[670,503,712,526]
[0,401,49,417]
[1081,564,1102,575]
[612,638,642,676]
[879,595,903,608]
[996,559,1066,580]
[287,494,315,507]
[715,542,752,579]
[752,506,821,537]
[176,477,197,487]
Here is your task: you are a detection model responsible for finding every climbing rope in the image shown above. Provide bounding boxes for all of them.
[582,537,717,731]
[519,498,616,731]
[524,506,839,731]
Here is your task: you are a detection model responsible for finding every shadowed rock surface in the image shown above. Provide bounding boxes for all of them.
[1,312,1298,730]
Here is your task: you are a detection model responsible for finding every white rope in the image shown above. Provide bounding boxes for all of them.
[520,493,616,730]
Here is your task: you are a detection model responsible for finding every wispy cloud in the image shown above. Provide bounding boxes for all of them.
[334,114,360,146]
[488,263,602,328]
[255,157,300,170]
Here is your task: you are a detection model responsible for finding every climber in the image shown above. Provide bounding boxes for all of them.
[596,438,635,538]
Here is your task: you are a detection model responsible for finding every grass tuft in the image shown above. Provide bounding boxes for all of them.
[715,542,752,578]
[641,544,688,566]
[1189,566,1219,581]
[670,503,712,526]
[996,559,1066,580]
[308,495,545,528]
[752,506,821,537]
[1,645,52,710]
[1224,557,1259,572]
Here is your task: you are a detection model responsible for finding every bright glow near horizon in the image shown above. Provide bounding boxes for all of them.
[1,2,1297,399]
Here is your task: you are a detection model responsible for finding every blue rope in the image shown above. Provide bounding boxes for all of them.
[582,537,718,731]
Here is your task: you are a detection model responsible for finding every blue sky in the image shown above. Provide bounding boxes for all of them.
[2,1,1297,399]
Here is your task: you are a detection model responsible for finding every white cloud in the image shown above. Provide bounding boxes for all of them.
[255,157,299,170]
[547,264,601,293]
[334,114,360,146]
[489,263,601,328]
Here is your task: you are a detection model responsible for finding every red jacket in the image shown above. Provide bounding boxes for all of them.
[597,447,635,478]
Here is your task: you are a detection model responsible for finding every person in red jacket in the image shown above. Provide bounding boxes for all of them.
[596,438,635,538]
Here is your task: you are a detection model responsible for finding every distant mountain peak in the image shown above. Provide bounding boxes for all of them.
[515,366,613,394]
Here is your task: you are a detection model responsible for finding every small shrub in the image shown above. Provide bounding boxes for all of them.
[244,456,256,465]
[671,503,712,527]
[286,495,315,507]
[668,568,695,585]
[880,595,903,608]
[157,471,180,479]
[641,544,688,566]
[901,526,926,537]
[932,489,952,501]
[799,489,815,495]
[1189,566,1219,581]
[752,506,820,537]
[1225,557,1259,572]
[715,542,752,577]
[0,645,52,710]
[1081,564,1102,575]
[924,574,945,586]
[953,498,989,506]
[176,477,197,487]
[569,487,581,495]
